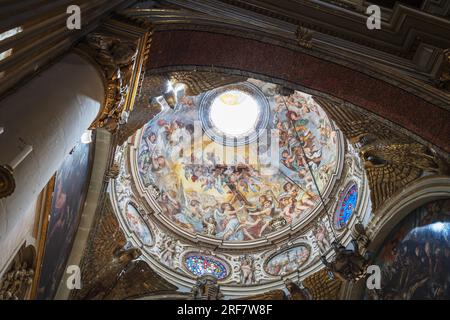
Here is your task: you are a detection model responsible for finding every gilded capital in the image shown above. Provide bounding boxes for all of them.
[76,16,153,133]
[77,32,138,133]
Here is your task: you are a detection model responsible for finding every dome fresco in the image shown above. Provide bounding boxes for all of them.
[111,78,369,295]
[136,79,339,242]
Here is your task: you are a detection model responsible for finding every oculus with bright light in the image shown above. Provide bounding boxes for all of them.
[199,82,270,146]
[209,90,260,137]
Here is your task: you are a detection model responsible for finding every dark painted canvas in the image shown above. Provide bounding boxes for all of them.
[36,138,95,299]
[367,198,450,300]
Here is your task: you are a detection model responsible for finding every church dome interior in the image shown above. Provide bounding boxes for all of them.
[109,78,369,296]
[0,0,449,305]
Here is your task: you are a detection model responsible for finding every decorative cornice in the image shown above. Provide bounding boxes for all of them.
[150,0,450,93]
[70,197,177,300]
[0,0,136,98]
[165,0,450,59]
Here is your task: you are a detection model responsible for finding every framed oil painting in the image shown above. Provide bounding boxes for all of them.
[366,198,450,300]
[36,137,95,299]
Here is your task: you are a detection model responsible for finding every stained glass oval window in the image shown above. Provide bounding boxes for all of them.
[335,184,358,229]
[185,254,228,279]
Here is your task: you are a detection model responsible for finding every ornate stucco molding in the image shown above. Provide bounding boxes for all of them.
[434,49,450,91]
[0,0,134,98]
[296,26,313,49]
[115,71,246,145]
[133,3,450,109]
[0,245,35,300]
[69,197,177,300]
[0,262,34,300]
[104,92,370,298]
[82,33,138,132]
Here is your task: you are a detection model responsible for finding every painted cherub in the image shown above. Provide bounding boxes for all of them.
[292,201,309,221]
[283,182,300,198]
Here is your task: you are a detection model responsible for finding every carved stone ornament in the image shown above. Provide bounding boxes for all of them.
[81,33,138,133]
[296,26,313,49]
[0,261,34,300]
[352,223,371,250]
[191,275,224,300]
[105,162,120,180]
[269,216,287,230]
[0,164,15,198]
[321,239,371,282]
[435,49,450,90]
[285,280,311,300]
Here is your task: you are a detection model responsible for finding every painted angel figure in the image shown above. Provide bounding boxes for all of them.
[144,132,160,157]
[239,255,256,285]
[215,199,245,241]
[239,171,262,193]
[248,199,275,237]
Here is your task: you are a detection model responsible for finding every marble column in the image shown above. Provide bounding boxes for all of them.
[0,52,104,270]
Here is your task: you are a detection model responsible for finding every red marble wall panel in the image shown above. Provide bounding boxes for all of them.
[147,30,450,153]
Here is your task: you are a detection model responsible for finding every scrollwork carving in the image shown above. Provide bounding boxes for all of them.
[0,262,34,300]
[321,239,371,282]
[191,275,224,300]
[296,26,313,49]
[79,33,138,133]
[434,49,450,91]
